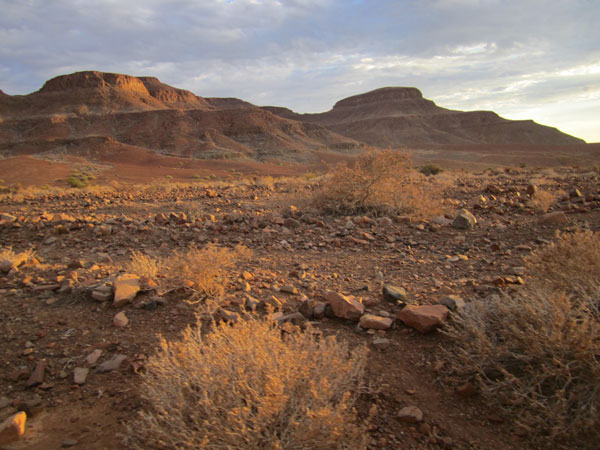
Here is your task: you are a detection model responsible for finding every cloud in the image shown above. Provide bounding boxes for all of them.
[0,0,599,141]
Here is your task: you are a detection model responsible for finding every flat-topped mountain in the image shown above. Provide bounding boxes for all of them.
[0,71,360,161]
[0,73,588,165]
[262,87,585,147]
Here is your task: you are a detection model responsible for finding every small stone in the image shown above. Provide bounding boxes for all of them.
[397,305,449,334]
[26,360,47,387]
[73,368,89,385]
[372,338,391,350]
[0,412,26,445]
[96,354,128,373]
[298,299,313,319]
[86,349,103,365]
[359,314,393,330]
[312,302,326,319]
[220,309,240,323]
[452,209,477,230]
[397,406,423,423]
[62,439,79,447]
[113,312,129,328]
[323,291,364,321]
[382,285,407,304]
[279,284,298,295]
[112,274,141,307]
[91,287,113,302]
[438,295,465,311]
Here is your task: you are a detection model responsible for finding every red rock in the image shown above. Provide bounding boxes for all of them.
[359,314,393,330]
[0,412,26,445]
[397,305,448,333]
[323,291,364,321]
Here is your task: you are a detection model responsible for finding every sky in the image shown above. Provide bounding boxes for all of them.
[1,0,599,142]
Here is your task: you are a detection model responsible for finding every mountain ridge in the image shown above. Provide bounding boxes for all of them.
[0,71,587,165]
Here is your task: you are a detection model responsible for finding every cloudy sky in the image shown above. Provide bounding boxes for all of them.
[1,0,599,142]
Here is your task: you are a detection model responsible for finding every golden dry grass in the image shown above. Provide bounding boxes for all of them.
[443,230,600,447]
[126,313,369,449]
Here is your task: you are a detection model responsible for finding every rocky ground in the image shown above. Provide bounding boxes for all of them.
[1,166,599,449]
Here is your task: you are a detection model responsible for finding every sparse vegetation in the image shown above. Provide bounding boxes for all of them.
[443,230,600,446]
[125,244,251,300]
[419,163,443,176]
[126,313,369,450]
[528,189,556,212]
[67,171,95,188]
[311,150,444,218]
[125,251,161,280]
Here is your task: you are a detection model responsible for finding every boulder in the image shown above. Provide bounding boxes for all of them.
[452,209,477,230]
[323,291,364,321]
[397,305,449,333]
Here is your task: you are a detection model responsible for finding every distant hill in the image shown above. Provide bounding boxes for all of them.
[0,71,361,162]
[262,87,585,147]
[0,72,587,165]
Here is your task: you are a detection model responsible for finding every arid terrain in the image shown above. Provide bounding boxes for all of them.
[1,160,599,449]
[1,71,600,449]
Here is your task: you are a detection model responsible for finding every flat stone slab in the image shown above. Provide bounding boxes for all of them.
[113,274,140,307]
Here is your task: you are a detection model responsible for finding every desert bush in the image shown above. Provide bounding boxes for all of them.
[67,174,88,188]
[528,189,556,212]
[126,244,250,300]
[526,230,600,300]
[312,150,443,218]
[164,244,250,299]
[126,313,369,449]
[443,230,600,447]
[419,163,443,176]
[125,251,161,280]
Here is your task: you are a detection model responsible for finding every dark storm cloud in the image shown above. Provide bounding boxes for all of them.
[0,0,599,140]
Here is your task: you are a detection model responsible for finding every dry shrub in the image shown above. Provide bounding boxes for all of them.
[163,244,250,299]
[443,230,600,447]
[312,150,443,218]
[125,244,250,300]
[526,230,600,299]
[126,314,369,449]
[528,189,556,212]
[125,251,161,280]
